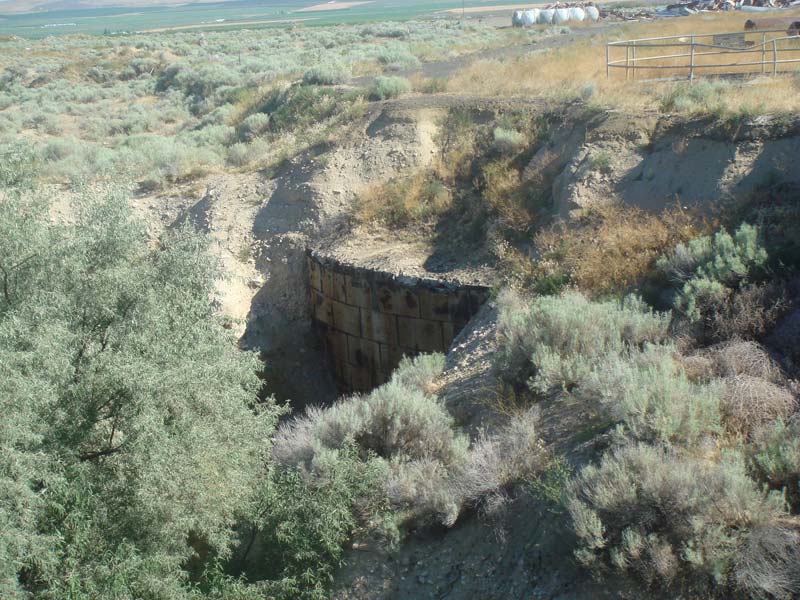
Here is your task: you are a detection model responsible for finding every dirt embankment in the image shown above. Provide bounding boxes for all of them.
[320,102,800,286]
[135,98,800,406]
[322,105,800,600]
[533,110,800,219]
[131,96,800,597]
[136,101,463,405]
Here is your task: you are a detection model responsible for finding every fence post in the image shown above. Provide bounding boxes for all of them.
[761,32,766,74]
[773,39,778,76]
[625,44,630,80]
[632,40,637,80]
[689,36,695,81]
[606,43,610,79]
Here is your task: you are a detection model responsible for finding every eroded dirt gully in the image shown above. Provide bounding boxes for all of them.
[326,109,800,600]
[135,98,800,410]
[133,95,800,597]
[135,101,457,405]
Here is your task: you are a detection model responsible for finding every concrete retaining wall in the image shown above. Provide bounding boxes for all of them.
[308,251,489,392]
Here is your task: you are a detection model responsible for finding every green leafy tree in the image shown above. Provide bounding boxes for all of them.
[0,182,280,599]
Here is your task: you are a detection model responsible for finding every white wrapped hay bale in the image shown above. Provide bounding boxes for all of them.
[522,9,540,26]
[586,5,600,21]
[569,7,586,21]
[538,8,555,24]
[554,7,570,24]
[512,10,524,27]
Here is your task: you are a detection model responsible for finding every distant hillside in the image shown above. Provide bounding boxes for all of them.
[0,0,294,15]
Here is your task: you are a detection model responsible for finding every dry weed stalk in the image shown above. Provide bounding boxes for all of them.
[535,203,700,295]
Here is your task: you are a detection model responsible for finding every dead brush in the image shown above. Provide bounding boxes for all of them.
[355,113,476,227]
[705,340,784,383]
[680,340,796,437]
[721,375,797,438]
[676,353,716,383]
[735,520,800,600]
[435,108,478,182]
[533,203,700,296]
[709,281,791,342]
[481,159,536,234]
[354,169,452,227]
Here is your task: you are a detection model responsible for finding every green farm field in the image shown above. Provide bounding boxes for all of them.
[0,0,523,37]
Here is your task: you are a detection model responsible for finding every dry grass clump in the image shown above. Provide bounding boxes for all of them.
[720,375,797,436]
[533,203,700,295]
[686,341,797,438]
[356,107,542,235]
[721,375,796,438]
[435,108,479,181]
[408,73,449,94]
[706,340,783,383]
[355,170,452,227]
[355,110,472,226]
[669,342,795,439]
[735,521,800,600]
[677,353,717,383]
[481,159,536,234]
[446,10,800,118]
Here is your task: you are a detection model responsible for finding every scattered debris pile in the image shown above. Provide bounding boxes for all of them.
[600,6,657,20]
[659,0,800,16]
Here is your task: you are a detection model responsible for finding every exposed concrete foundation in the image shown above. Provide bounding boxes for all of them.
[308,250,489,392]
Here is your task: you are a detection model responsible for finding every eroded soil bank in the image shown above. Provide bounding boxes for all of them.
[137,99,800,412]
[130,95,800,598]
